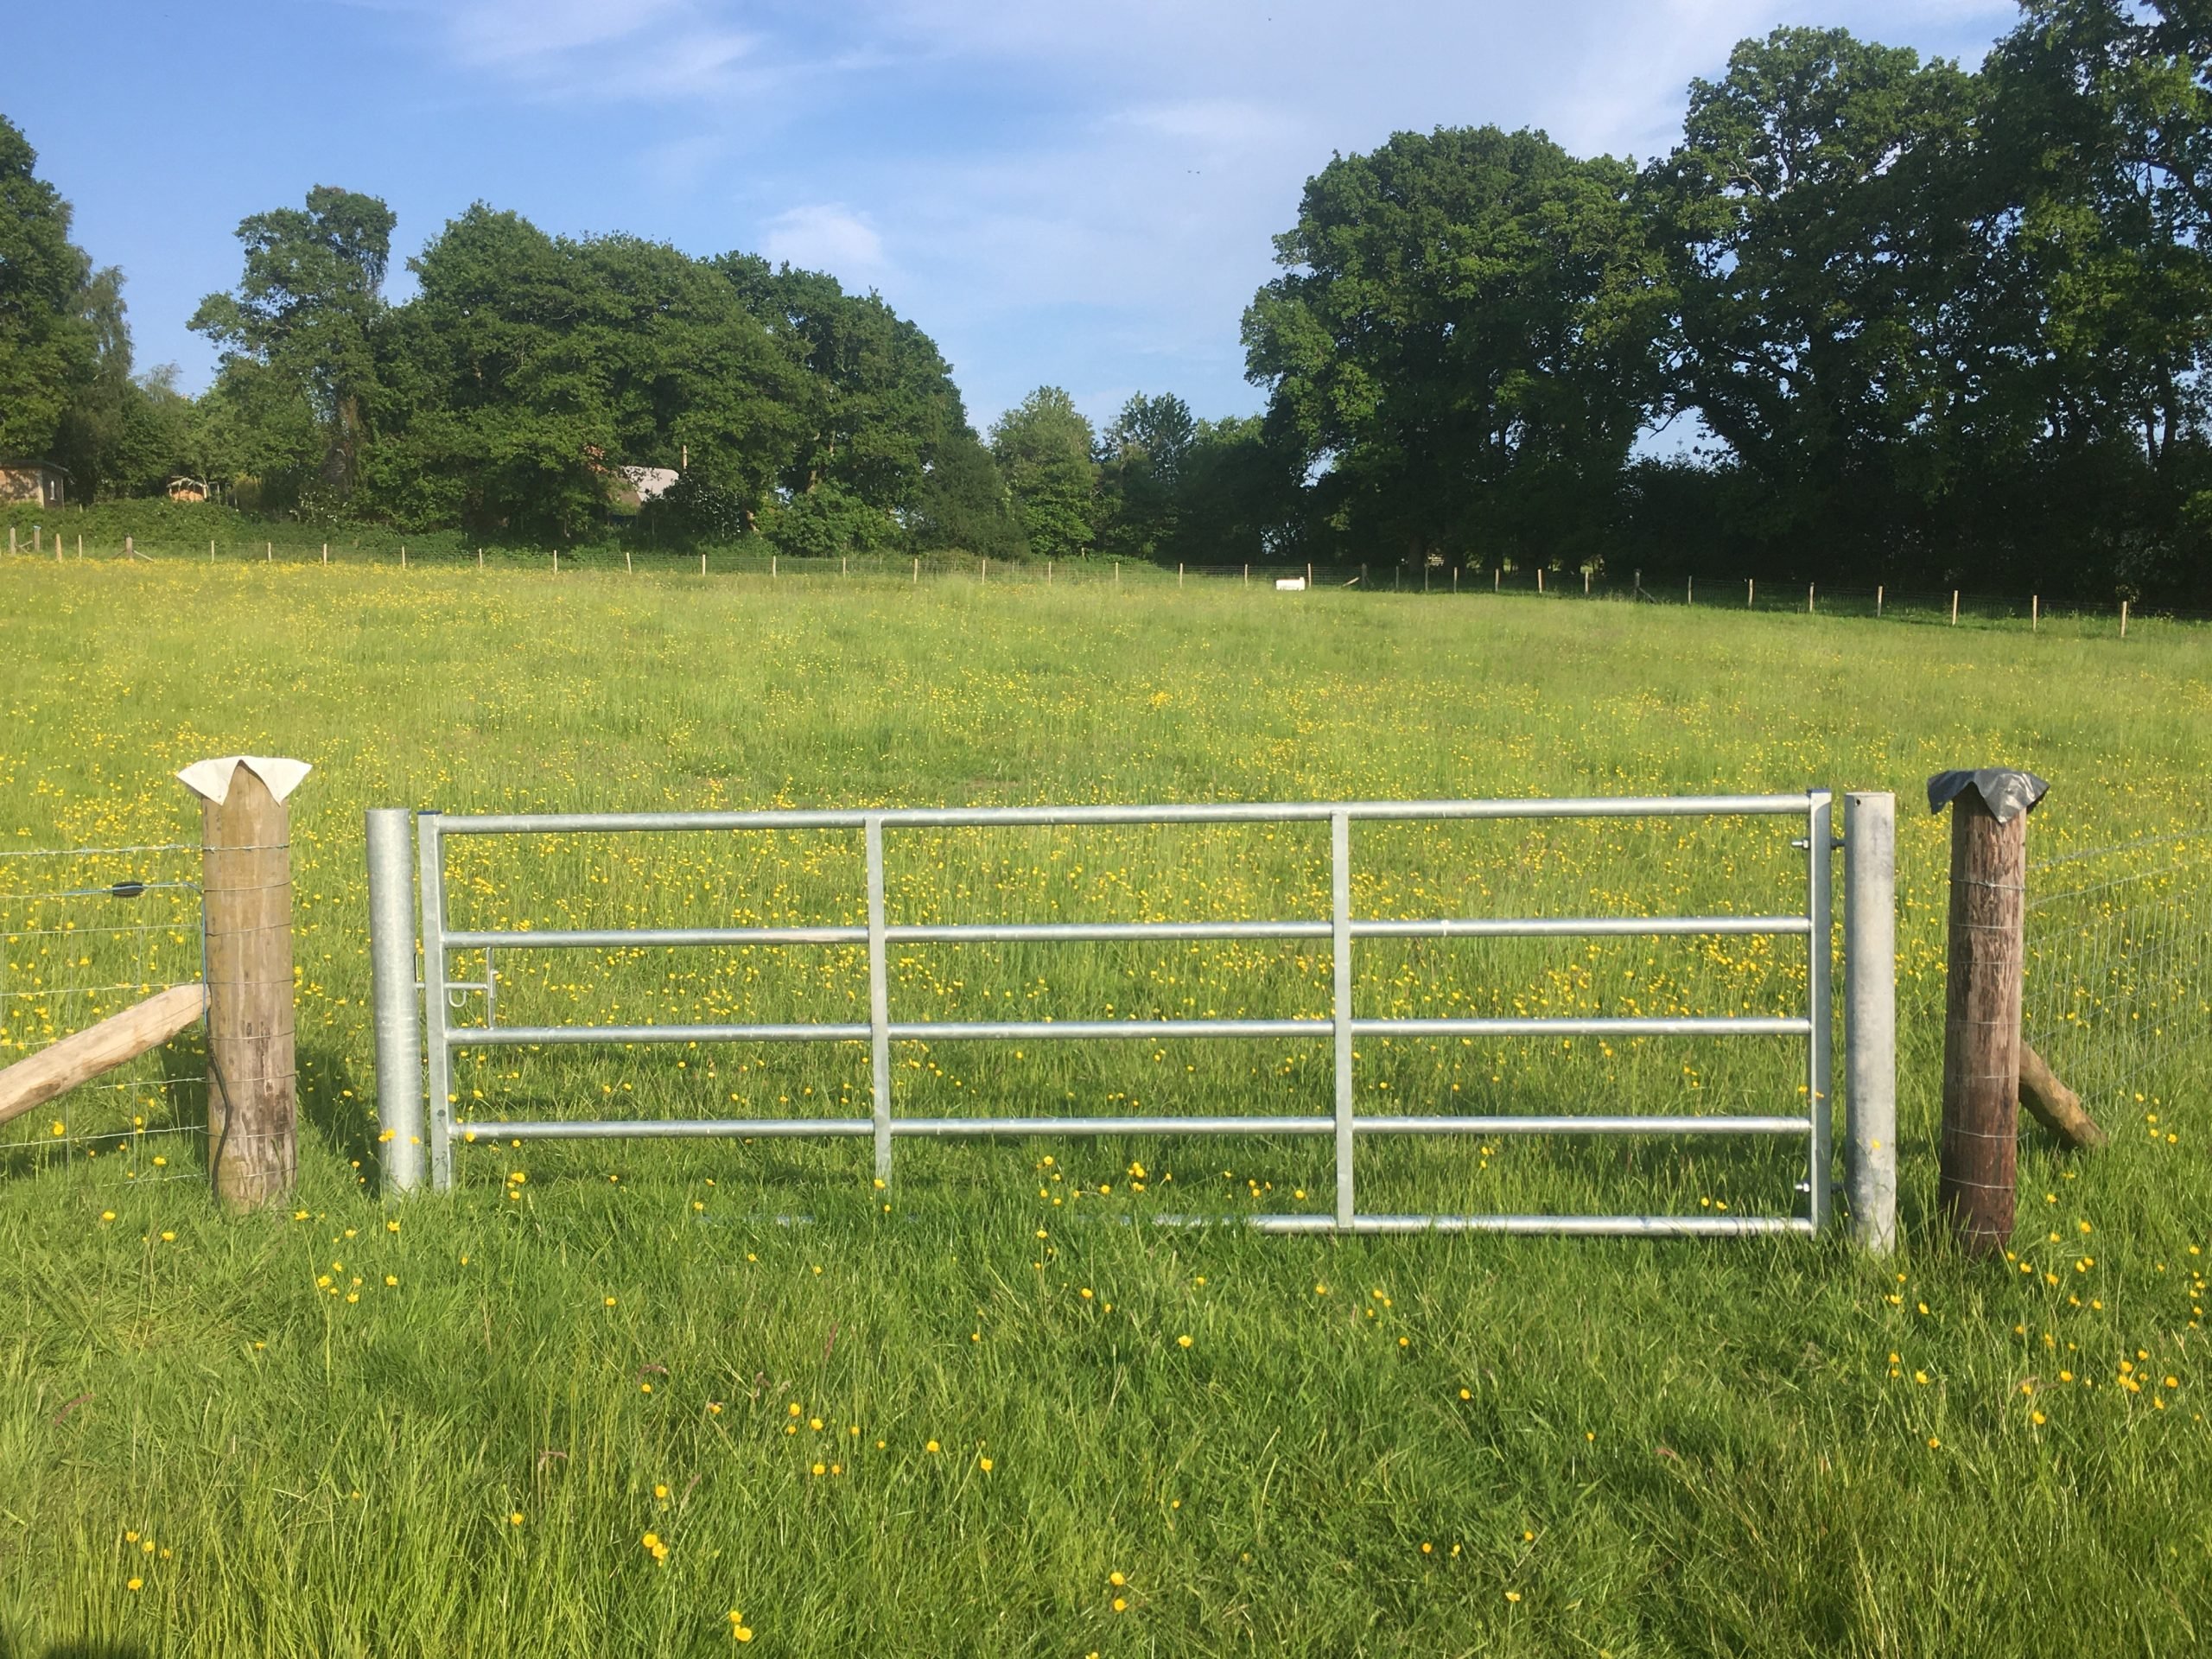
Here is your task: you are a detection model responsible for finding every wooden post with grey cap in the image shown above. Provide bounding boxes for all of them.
[1929,767,2047,1256]
[178,755,312,1211]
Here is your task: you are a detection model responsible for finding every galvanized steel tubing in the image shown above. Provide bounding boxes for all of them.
[408,791,1838,1235]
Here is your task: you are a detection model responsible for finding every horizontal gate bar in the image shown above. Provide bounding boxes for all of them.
[434,794,1813,836]
[1352,915,1810,938]
[461,1118,874,1140]
[458,1023,873,1046]
[1356,1016,1809,1038]
[1236,1214,1815,1236]
[446,926,866,949]
[1349,1113,1807,1135]
[897,1114,1328,1137]
[448,1111,1808,1141]
[445,1014,1810,1047]
[438,913,1812,951]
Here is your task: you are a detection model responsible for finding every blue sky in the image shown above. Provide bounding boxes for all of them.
[17,0,2014,433]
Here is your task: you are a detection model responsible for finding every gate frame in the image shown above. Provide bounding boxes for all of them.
[371,791,1894,1237]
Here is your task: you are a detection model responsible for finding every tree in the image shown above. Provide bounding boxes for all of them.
[1646,29,1982,575]
[1160,415,1293,566]
[367,207,809,538]
[1970,0,2212,598]
[0,115,96,465]
[1096,391,1195,559]
[911,429,1026,558]
[192,186,397,505]
[1244,125,1669,571]
[48,264,136,496]
[719,257,971,515]
[988,386,1098,557]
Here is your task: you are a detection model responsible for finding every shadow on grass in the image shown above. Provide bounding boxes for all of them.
[0,1635,154,1659]
[297,1040,377,1189]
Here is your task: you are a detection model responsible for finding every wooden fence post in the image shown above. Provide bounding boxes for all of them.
[1930,769,2046,1255]
[179,756,312,1211]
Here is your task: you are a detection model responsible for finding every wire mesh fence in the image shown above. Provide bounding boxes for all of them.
[2023,830,2212,1138]
[0,842,207,1184]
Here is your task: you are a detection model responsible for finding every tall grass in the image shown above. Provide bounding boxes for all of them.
[1,560,2207,1656]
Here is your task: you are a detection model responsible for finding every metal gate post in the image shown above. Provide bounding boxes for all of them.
[1843,791,1897,1252]
[366,809,423,1194]
[1332,809,1355,1226]
[416,810,454,1190]
[866,815,893,1185]
[1805,791,1834,1233]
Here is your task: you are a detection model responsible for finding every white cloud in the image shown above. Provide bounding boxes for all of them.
[435,0,761,99]
[761,204,888,279]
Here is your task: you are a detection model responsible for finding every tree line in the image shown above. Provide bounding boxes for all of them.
[3,0,2209,601]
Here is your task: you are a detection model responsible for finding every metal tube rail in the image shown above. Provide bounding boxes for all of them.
[432,793,1814,836]
[1843,791,1897,1253]
[418,811,454,1189]
[461,1023,872,1046]
[366,809,424,1194]
[1805,791,1835,1233]
[450,1111,1810,1141]
[1243,1214,1815,1236]
[437,913,1811,950]
[443,1014,1812,1048]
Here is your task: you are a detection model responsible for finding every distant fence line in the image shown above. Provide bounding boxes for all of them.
[5,529,2198,630]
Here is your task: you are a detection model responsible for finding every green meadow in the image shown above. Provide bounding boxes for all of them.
[2,558,2208,1657]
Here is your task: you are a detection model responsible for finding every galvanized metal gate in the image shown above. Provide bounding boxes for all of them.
[369,791,1898,1238]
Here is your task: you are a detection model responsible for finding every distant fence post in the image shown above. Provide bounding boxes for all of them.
[1929,769,2047,1255]
[179,756,313,1211]
[367,809,423,1195]
[1844,791,1897,1253]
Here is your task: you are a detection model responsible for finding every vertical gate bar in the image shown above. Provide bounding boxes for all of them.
[1331,810,1355,1227]
[365,809,423,1195]
[416,810,454,1191]
[866,816,893,1185]
[1805,791,1834,1233]
[1843,791,1897,1252]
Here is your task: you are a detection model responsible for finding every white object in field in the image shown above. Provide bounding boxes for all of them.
[1275,577,1306,592]
[175,756,314,804]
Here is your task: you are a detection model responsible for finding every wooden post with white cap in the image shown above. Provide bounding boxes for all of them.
[178,756,311,1210]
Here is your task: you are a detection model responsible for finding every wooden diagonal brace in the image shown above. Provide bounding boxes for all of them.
[2018,1040,2107,1151]
[0,983,204,1128]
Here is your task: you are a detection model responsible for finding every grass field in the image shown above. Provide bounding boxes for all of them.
[2,558,2209,1657]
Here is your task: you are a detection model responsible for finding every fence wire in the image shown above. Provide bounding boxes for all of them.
[0,842,206,1183]
[2024,831,2212,1133]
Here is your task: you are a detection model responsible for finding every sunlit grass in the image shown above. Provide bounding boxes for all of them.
[2,559,2208,1656]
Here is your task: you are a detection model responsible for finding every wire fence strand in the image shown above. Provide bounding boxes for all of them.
[1,841,207,1182]
[2024,831,2212,1132]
